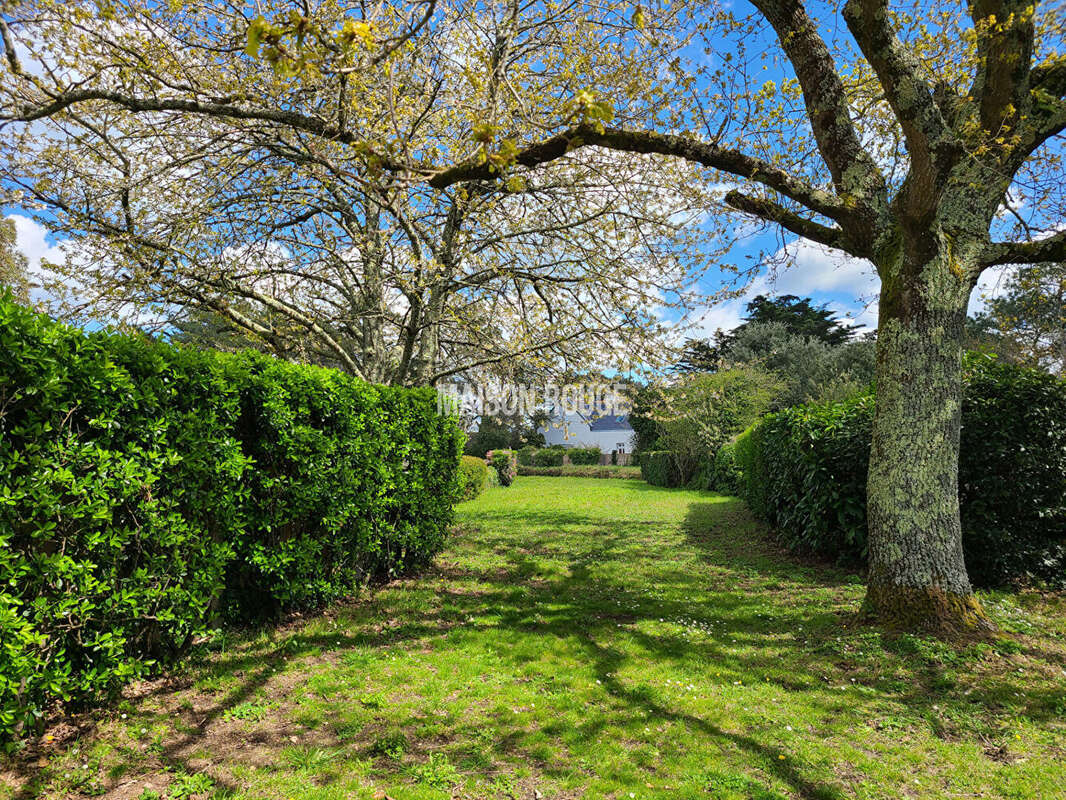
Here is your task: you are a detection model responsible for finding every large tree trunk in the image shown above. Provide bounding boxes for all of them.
[863,254,995,634]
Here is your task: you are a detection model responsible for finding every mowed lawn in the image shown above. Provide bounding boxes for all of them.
[4,478,1065,800]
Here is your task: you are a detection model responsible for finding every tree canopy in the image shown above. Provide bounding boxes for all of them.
[0,218,30,305]
[974,262,1066,374]
[0,0,720,385]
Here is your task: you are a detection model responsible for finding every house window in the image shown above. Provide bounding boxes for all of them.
[616,443,626,453]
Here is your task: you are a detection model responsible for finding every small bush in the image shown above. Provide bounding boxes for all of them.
[456,455,491,501]
[0,296,462,741]
[532,448,565,467]
[640,451,680,487]
[488,450,518,487]
[517,445,537,466]
[568,447,601,465]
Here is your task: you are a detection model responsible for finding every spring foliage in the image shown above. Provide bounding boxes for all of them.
[487,450,518,487]
[0,296,461,740]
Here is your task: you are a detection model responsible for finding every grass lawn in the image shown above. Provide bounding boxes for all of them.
[3,477,1065,799]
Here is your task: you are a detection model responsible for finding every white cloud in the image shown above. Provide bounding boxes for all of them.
[692,237,880,339]
[767,238,879,297]
[691,297,749,338]
[968,264,1016,316]
[6,213,71,305]
[7,213,66,270]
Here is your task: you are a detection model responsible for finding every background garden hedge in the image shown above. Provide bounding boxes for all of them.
[731,354,1066,588]
[567,447,601,465]
[518,465,642,479]
[532,448,565,467]
[639,451,680,487]
[0,297,461,739]
[457,455,491,499]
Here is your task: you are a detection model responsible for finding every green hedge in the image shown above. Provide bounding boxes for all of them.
[487,450,517,487]
[640,451,680,487]
[733,354,1066,587]
[532,448,565,467]
[567,447,601,465]
[456,455,490,500]
[518,465,642,479]
[0,297,461,739]
[697,442,742,494]
[959,355,1066,586]
[517,445,537,466]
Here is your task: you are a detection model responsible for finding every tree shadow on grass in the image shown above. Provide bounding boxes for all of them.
[6,492,1064,799]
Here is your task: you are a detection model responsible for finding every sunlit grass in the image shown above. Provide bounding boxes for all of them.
[3,478,1064,799]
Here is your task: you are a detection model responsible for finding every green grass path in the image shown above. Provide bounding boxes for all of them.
[4,478,1065,799]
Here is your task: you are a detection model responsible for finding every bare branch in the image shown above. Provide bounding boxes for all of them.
[724,190,846,250]
[984,229,1066,266]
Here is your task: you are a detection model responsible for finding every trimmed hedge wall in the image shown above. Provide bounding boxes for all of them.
[517,445,537,466]
[733,354,1066,588]
[640,451,680,487]
[518,465,642,479]
[0,297,461,739]
[567,447,601,465]
[532,448,565,467]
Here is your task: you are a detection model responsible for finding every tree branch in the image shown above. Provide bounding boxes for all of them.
[984,228,1066,266]
[750,0,886,202]
[0,87,412,177]
[724,190,846,250]
[842,0,956,171]
[969,0,1036,139]
[428,124,848,222]
[428,324,612,384]
[1031,54,1066,98]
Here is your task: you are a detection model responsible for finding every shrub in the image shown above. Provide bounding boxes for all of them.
[488,450,517,487]
[640,451,680,487]
[0,297,462,740]
[517,465,642,479]
[456,455,491,501]
[532,448,565,467]
[958,354,1066,587]
[733,354,1066,587]
[694,443,742,494]
[517,445,537,466]
[736,396,872,560]
[567,447,601,465]
[717,442,744,494]
[653,366,782,485]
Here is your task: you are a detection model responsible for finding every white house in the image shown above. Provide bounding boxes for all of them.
[539,409,634,453]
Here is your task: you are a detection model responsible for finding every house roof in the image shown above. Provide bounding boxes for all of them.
[587,415,632,432]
